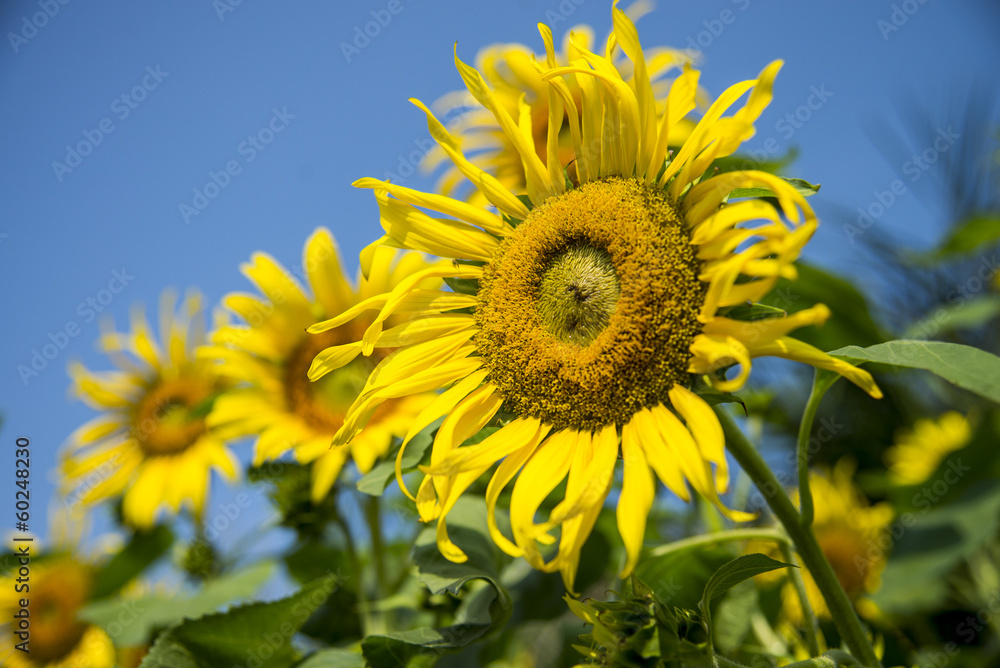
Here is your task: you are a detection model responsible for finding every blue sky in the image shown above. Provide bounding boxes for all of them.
[1,0,997,568]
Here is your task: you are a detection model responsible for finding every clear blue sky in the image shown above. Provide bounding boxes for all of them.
[1,0,997,564]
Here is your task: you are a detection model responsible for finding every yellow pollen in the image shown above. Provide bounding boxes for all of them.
[475,177,706,431]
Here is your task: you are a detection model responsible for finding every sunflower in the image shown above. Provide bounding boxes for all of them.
[421,2,702,205]
[62,291,238,529]
[760,460,894,623]
[884,411,971,486]
[311,2,881,590]
[202,228,440,502]
[0,554,116,668]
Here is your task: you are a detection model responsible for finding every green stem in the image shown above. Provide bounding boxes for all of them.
[797,371,839,528]
[779,541,822,657]
[649,527,789,557]
[714,406,881,668]
[332,514,374,635]
[366,495,387,596]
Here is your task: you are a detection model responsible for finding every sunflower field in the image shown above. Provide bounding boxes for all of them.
[3,2,1000,667]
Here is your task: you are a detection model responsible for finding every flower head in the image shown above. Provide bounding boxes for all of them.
[782,460,894,622]
[62,290,238,529]
[314,2,880,590]
[0,556,116,667]
[885,411,971,486]
[422,3,702,203]
[203,228,439,501]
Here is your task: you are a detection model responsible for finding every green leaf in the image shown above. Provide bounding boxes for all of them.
[295,649,366,667]
[364,497,511,666]
[80,561,275,647]
[356,418,441,496]
[936,214,1000,257]
[721,303,787,322]
[700,553,792,607]
[443,276,479,296]
[139,573,338,668]
[90,524,173,600]
[903,295,1000,339]
[634,545,734,611]
[828,340,1000,404]
[874,482,1000,614]
[728,177,820,200]
[698,554,791,660]
[712,580,757,655]
[413,496,505,596]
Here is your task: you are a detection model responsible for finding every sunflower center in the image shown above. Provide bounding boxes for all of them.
[285,329,372,433]
[475,177,706,431]
[134,378,210,456]
[538,244,620,346]
[818,526,871,597]
[27,560,91,662]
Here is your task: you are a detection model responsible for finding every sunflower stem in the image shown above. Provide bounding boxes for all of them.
[366,495,388,598]
[779,540,822,657]
[797,371,839,528]
[332,512,375,635]
[714,406,881,668]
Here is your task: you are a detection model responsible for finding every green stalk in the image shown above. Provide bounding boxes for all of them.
[715,406,881,668]
[366,495,387,596]
[779,541,822,657]
[797,371,839,528]
[649,527,789,557]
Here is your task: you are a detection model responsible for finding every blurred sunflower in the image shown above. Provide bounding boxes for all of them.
[884,411,971,486]
[0,555,115,668]
[422,1,703,204]
[313,2,880,590]
[202,228,439,502]
[62,291,237,529]
[772,461,895,623]
[0,510,117,667]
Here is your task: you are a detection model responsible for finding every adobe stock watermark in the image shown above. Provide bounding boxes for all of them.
[877,0,932,41]
[7,0,70,54]
[341,0,415,63]
[16,267,136,386]
[843,126,959,244]
[680,0,751,60]
[178,106,295,224]
[213,0,245,21]
[907,255,1000,341]
[51,65,170,182]
[538,0,587,27]
[723,83,834,172]
[852,455,971,579]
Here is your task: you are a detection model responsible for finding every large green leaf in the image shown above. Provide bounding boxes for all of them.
[140,573,339,668]
[90,525,173,600]
[80,561,275,647]
[828,340,1000,403]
